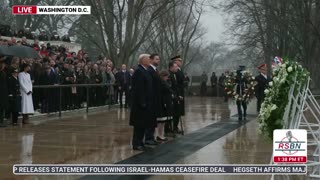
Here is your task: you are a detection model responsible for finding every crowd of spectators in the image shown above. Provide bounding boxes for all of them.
[0,34,134,117]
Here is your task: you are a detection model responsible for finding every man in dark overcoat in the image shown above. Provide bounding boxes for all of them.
[7,68,21,125]
[145,53,161,145]
[116,64,130,108]
[129,54,155,151]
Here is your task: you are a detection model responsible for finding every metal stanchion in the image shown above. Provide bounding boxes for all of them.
[86,86,89,113]
[59,87,62,117]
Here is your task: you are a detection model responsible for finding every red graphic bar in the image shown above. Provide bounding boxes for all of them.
[12,6,37,15]
[274,156,307,163]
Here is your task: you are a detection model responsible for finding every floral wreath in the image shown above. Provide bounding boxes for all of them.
[258,57,309,140]
[224,71,256,102]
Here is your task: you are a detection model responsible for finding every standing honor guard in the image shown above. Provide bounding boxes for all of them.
[235,66,247,121]
[7,68,21,125]
[255,64,271,112]
[0,59,8,127]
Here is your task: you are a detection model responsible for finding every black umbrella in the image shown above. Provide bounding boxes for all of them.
[0,45,11,56]
[7,45,41,58]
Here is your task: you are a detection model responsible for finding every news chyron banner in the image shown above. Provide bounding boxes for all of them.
[12,6,91,15]
[273,129,307,163]
[13,164,306,175]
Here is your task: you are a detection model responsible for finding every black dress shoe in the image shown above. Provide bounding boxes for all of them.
[173,129,182,134]
[133,146,145,151]
[145,140,160,145]
[157,137,168,141]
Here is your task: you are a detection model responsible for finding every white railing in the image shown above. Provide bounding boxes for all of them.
[271,77,320,179]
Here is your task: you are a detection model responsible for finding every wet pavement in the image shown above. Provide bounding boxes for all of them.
[0,97,301,180]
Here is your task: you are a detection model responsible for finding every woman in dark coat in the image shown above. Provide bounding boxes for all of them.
[156,70,175,141]
[7,68,21,125]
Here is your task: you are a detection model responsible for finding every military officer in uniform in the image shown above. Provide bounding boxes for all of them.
[7,68,21,125]
[170,55,185,134]
[0,59,8,127]
[255,64,272,112]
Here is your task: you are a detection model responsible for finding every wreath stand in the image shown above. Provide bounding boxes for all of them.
[270,76,320,179]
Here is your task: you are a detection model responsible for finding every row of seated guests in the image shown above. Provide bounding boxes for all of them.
[0,26,71,42]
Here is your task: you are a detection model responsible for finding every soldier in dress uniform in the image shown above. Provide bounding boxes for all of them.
[7,68,21,125]
[62,33,71,42]
[235,66,247,120]
[170,55,185,134]
[0,59,8,127]
[50,30,60,41]
[255,64,272,112]
[38,30,49,41]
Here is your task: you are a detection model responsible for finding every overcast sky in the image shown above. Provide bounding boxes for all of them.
[200,8,225,43]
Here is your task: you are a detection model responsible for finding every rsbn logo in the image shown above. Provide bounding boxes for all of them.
[273,129,307,163]
[275,131,305,155]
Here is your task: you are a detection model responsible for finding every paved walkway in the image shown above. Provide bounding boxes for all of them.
[0,97,300,180]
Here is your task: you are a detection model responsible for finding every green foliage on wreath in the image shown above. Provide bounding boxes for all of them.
[258,58,309,140]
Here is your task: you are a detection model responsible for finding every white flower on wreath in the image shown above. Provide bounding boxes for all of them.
[252,76,255,80]
[269,82,273,87]
[227,91,232,94]
[264,89,270,94]
[271,104,277,110]
[287,66,293,72]
[273,77,278,83]
[281,63,287,68]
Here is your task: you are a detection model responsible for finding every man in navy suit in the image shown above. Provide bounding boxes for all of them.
[130,54,155,151]
[116,64,130,108]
